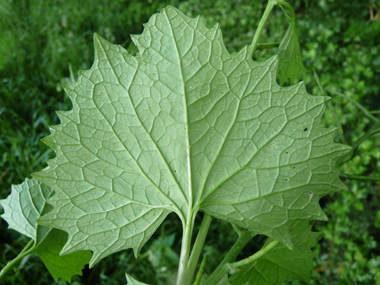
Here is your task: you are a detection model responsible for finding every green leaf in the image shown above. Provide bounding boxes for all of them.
[228,220,320,284]
[0,178,91,282]
[1,178,52,239]
[126,272,149,285]
[32,6,350,267]
[276,19,306,85]
[33,229,92,282]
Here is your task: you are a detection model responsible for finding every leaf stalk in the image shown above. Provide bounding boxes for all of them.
[248,0,277,56]
[193,255,207,285]
[0,239,34,283]
[177,218,195,285]
[229,240,279,268]
[248,0,297,58]
[230,223,243,236]
[276,1,296,22]
[205,230,255,285]
[340,172,380,181]
[186,214,212,284]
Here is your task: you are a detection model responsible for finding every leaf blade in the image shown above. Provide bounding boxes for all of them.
[228,221,321,284]
[0,178,91,282]
[0,178,52,239]
[31,6,350,267]
[276,20,306,84]
[198,67,350,247]
[34,229,92,282]
[34,10,197,265]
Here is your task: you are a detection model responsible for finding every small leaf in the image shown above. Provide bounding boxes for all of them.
[228,220,321,285]
[126,272,149,285]
[0,178,91,282]
[0,178,52,239]
[276,19,306,85]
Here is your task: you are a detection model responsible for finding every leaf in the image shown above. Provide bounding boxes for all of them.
[33,229,92,282]
[228,220,320,285]
[0,178,91,282]
[126,272,149,285]
[276,19,306,85]
[33,6,350,267]
[1,178,52,239]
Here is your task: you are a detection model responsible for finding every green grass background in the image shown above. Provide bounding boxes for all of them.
[1,0,380,284]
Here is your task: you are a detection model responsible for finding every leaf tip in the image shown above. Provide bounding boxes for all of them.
[40,133,57,151]
[93,32,100,41]
[314,207,329,222]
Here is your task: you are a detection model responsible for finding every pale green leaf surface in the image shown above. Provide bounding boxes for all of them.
[0,178,52,239]
[33,6,350,266]
[0,179,91,282]
[228,221,320,285]
[276,20,306,85]
[126,272,150,285]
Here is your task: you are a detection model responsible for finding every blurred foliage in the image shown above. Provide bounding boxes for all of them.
[0,0,379,284]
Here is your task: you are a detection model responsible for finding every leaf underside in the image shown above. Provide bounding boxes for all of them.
[32,6,350,267]
[0,178,52,239]
[0,179,91,282]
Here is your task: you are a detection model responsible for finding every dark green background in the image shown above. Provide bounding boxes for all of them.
[1,0,380,284]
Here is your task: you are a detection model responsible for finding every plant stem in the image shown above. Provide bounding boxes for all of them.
[186,214,212,284]
[193,255,207,285]
[177,219,194,285]
[226,41,280,49]
[206,221,301,285]
[276,1,296,21]
[340,172,380,181]
[248,0,298,55]
[279,5,292,23]
[248,0,277,57]
[230,223,243,236]
[205,230,255,285]
[257,42,281,49]
[229,240,279,268]
[0,240,35,283]
[331,91,378,122]
[19,239,34,255]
